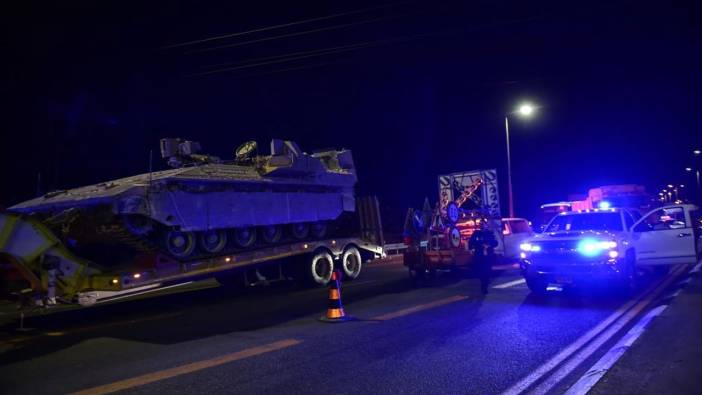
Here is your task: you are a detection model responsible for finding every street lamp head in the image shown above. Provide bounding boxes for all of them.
[518,103,535,117]
[686,167,693,172]
[667,184,674,188]
[694,149,701,155]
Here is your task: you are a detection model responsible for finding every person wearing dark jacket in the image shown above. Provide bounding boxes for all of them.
[469,221,498,294]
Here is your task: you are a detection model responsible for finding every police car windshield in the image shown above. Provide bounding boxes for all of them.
[545,212,623,232]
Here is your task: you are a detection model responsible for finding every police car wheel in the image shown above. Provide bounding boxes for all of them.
[525,276,548,294]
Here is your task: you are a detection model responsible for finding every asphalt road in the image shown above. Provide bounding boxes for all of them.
[0,259,689,394]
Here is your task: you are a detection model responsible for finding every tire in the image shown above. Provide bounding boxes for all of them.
[525,275,548,294]
[341,247,362,280]
[304,251,334,287]
[653,265,670,276]
[199,229,228,254]
[617,252,639,296]
[164,230,196,259]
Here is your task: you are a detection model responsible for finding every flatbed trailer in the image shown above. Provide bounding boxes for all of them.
[0,197,385,307]
[403,245,475,281]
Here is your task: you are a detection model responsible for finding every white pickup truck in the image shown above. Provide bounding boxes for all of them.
[519,204,701,293]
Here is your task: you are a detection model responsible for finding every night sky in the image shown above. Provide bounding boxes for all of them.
[3,1,701,230]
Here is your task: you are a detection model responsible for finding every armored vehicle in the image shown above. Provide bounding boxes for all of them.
[9,138,357,262]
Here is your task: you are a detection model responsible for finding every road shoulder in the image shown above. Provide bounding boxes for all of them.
[590,269,702,394]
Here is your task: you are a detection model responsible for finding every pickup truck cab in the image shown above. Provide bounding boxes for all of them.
[519,204,700,293]
[501,218,535,259]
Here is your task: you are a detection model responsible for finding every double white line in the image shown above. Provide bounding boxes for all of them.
[503,264,688,395]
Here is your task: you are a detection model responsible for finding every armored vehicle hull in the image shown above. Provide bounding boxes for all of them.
[9,139,357,261]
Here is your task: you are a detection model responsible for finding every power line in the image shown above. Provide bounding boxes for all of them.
[189,42,380,77]
[189,13,549,77]
[199,41,381,71]
[186,13,413,55]
[161,1,410,49]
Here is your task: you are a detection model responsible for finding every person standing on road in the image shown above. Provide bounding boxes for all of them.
[469,220,498,295]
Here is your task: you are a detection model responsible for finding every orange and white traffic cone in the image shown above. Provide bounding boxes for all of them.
[319,270,353,322]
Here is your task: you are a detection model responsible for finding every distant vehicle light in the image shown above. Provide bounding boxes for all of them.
[520,243,534,251]
[608,250,619,259]
[520,252,527,259]
[598,201,611,209]
[133,273,141,279]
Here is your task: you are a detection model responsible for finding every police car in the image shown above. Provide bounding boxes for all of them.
[519,204,700,293]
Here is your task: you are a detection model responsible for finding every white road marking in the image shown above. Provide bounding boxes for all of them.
[564,304,668,395]
[527,264,687,395]
[502,264,684,395]
[564,260,702,394]
[492,278,526,289]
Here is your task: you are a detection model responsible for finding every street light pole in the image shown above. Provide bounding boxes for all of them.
[505,115,514,218]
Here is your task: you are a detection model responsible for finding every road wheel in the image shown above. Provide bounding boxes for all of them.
[620,257,639,296]
[341,247,362,280]
[525,275,548,294]
[164,230,196,259]
[310,222,328,239]
[199,229,228,254]
[304,251,334,287]
[233,227,256,248]
[653,265,670,276]
[290,223,310,240]
[409,266,435,286]
[122,214,153,236]
[261,225,282,244]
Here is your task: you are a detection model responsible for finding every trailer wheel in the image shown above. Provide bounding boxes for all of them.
[409,266,435,286]
[305,251,334,286]
[164,230,196,258]
[199,229,228,253]
[341,247,362,280]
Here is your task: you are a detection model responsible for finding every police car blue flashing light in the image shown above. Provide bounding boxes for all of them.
[576,238,617,257]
